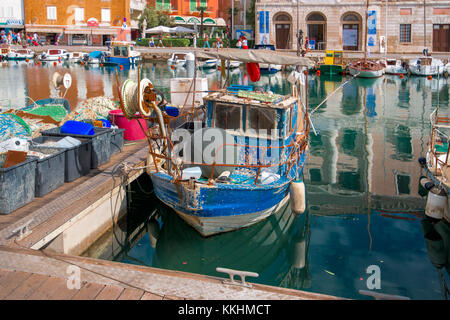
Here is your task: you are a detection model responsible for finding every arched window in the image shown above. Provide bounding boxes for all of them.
[343,14,360,22]
[342,12,362,51]
[307,13,326,22]
[275,14,291,22]
[306,12,326,50]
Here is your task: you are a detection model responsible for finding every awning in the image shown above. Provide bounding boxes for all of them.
[196,48,314,67]
[174,16,226,27]
[25,26,64,33]
[65,28,117,35]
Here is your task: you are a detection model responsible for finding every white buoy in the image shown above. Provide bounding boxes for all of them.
[290,180,306,215]
[425,187,448,219]
[293,239,306,269]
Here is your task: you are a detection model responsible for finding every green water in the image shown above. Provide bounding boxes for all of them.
[2,61,448,299]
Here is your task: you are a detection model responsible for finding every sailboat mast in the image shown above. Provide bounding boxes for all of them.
[364,0,369,64]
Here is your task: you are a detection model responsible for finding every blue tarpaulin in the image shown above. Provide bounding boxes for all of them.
[89,51,104,58]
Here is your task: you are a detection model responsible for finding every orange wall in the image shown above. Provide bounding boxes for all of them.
[24,0,130,27]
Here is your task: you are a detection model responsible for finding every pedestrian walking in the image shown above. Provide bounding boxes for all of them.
[149,36,155,47]
[158,34,164,48]
[203,34,211,48]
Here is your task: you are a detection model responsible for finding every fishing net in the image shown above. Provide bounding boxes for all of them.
[77,97,117,119]
[25,104,68,122]
[0,114,31,143]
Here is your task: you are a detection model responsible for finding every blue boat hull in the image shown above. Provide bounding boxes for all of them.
[106,56,139,66]
[150,172,297,236]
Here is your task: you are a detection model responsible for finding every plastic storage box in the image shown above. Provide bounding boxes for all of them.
[28,146,66,197]
[31,136,91,182]
[110,128,125,156]
[41,127,111,169]
[0,157,37,214]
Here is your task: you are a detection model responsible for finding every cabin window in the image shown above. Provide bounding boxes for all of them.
[215,104,241,131]
[247,107,276,132]
[114,46,120,56]
[121,46,129,56]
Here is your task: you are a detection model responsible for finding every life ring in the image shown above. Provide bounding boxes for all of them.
[247,62,261,82]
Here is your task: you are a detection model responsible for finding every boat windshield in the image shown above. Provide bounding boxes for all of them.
[387,60,396,65]
[173,54,186,60]
[49,50,60,55]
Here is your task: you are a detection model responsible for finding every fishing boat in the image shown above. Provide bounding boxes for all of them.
[347,0,384,78]
[318,50,344,75]
[383,59,408,75]
[254,44,282,73]
[116,48,314,236]
[7,49,35,60]
[408,57,445,77]
[105,41,141,66]
[167,52,189,68]
[38,49,70,61]
[419,105,449,224]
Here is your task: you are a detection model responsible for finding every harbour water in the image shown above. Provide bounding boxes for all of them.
[1,60,449,299]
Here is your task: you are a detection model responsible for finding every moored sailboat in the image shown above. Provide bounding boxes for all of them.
[347,0,384,78]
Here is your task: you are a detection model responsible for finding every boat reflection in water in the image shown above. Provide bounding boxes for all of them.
[83,179,312,290]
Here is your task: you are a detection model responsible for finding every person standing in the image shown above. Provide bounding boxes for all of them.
[150,36,155,47]
[236,36,242,49]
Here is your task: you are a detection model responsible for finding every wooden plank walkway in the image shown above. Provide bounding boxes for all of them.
[0,245,342,300]
[0,141,150,249]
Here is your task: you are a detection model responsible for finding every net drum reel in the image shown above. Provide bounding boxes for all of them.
[120,78,167,119]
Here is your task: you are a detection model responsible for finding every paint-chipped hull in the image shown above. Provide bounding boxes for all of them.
[150,172,293,236]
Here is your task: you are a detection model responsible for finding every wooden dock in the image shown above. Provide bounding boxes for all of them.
[0,139,342,300]
[0,245,340,300]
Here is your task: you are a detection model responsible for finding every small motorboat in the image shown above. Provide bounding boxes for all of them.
[168,52,189,68]
[39,49,70,61]
[7,48,35,60]
[0,45,11,61]
[383,59,408,75]
[105,41,141,66]
[198,59,217,69]
[408,56,445,77]
[216,60,242,69]
[68,52,88,63]
[84,51,108,65]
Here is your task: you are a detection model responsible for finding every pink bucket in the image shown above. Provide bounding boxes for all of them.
[109,109,148,141]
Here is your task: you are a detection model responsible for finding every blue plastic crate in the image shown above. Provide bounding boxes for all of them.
[61,121,95,136]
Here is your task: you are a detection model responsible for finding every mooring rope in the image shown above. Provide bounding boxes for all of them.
[121,79,141,117]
